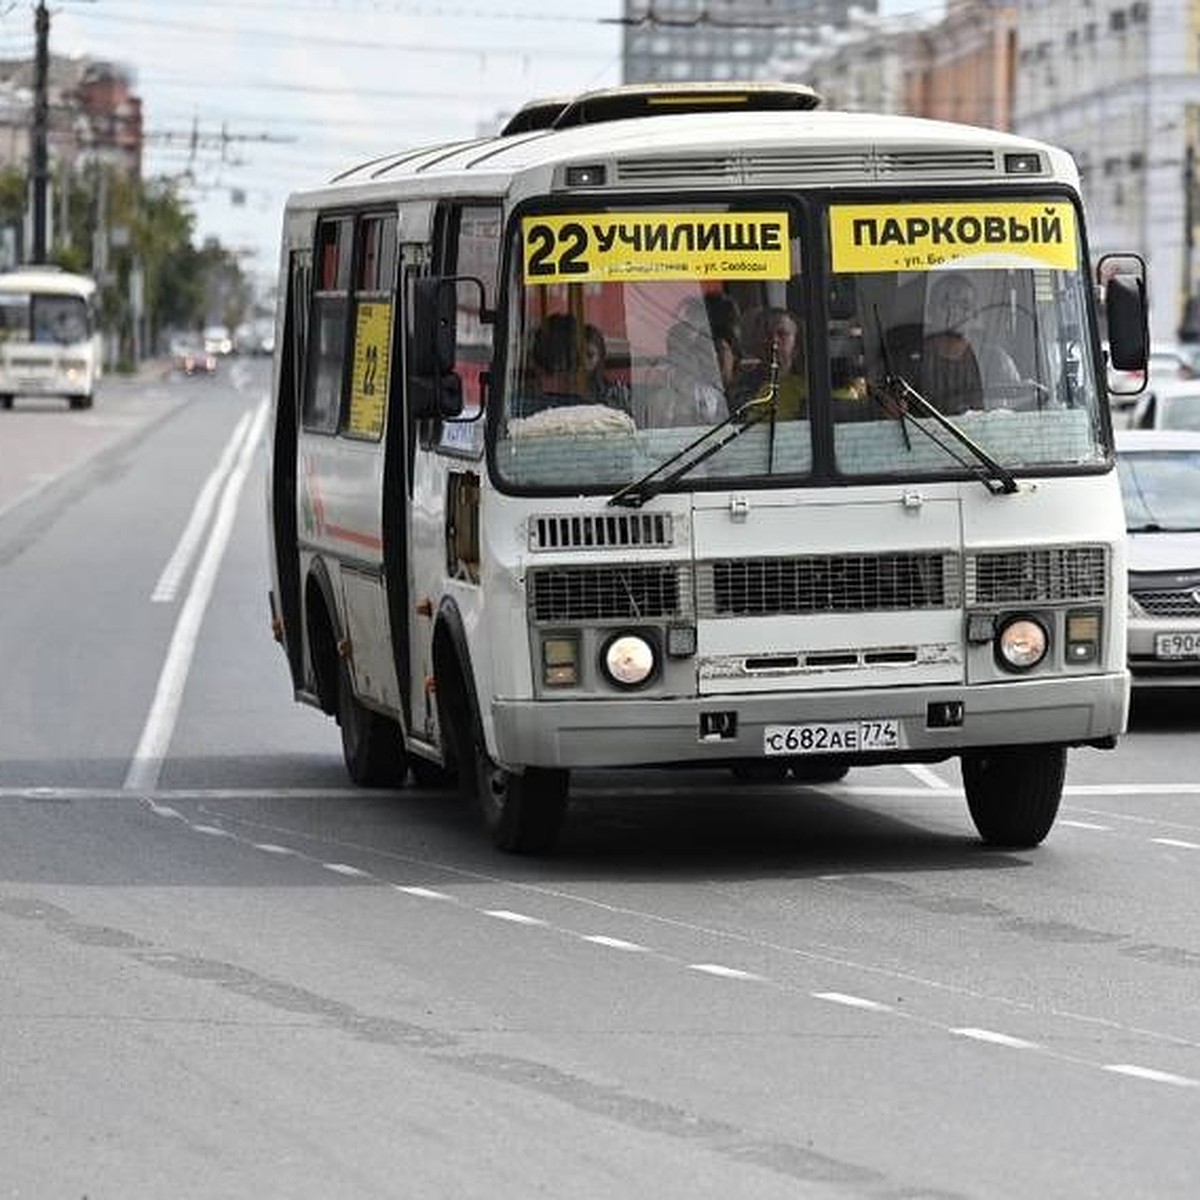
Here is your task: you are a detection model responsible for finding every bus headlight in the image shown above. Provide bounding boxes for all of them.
[995,615,1049,671]
[601,632,657,689]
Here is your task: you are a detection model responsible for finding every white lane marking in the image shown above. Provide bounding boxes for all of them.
[1102,1064,1200,1088]
[151,410,253,602]
[687,963,766,982]
[951,1028,1040,1051]
[323,862,371,878]
[1059,820,1112,831]
[253,843,298,856]
[813,992,894,1013]
[903,763,953,790]
[483,909,548,926]
[581,935,650,952]
[145,802,184,820]
[123,400,269,792]
[191,824,232,838]
[1152,838,1200,851]
[395,885,453,901]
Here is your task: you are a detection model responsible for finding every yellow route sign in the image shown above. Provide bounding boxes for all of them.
[829,201,1078,273]
[347,301,392,439]
[521,211,791,283]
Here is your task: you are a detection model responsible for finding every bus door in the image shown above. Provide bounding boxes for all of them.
[403,202,499,750]
[270,244,311,692]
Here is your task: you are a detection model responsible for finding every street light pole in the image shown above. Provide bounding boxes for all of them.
[30,0,50,263]
[1182,141,1195,340]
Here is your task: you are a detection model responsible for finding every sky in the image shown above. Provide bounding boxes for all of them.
[17,0,944,289]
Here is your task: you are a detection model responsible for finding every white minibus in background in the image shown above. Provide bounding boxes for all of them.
[0,265,102,410]
[266,82,1148,853]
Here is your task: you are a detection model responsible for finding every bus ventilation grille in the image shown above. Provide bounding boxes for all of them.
[967,546,1107,605]
[528,563,692,623]
[529,512,674,552]
[696,552,959,617]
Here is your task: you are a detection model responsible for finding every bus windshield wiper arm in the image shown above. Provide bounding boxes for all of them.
[872,373,1020,495]
[608,391,777,508]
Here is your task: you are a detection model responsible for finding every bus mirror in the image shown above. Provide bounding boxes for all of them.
[409,372,464,420]
[413,277,458,376]
[1098,253,1148,372]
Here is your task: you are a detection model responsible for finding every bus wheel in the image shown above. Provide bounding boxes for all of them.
[337,659,407,787]
[69,394,93,410]
[788,758,849,784]
[409,756,456,789]
[475,759,569,854]
[961,745,1066,848]
[0,394,12,410]
[730,761,790,783]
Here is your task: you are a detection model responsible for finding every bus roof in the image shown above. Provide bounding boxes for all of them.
[0,266,98,298]
[305,88,1076,206]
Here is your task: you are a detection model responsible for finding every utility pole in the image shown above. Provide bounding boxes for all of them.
[30,0,50,263]
[1182,142,1196,340]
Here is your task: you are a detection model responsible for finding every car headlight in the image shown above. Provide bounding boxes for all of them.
[601,632,657,688]
[996,615,1049,671]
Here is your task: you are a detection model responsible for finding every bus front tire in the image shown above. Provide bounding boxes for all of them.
[961,744,1066,848]
[0,394,12,410]
[474,760,569,854]
[69,394,93,410]
[337,659,407,788]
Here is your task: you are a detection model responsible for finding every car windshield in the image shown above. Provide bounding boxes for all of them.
[494,197,1108,493]
[1159,391,1200,431]
[1118,448,1200,530]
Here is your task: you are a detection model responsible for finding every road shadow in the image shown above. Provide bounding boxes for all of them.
[1128,688,1200,733]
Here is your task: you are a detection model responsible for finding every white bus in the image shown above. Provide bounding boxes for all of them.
[266,83,1148,853]
[0,266,103,410]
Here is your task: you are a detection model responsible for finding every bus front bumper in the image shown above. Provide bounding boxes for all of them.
[489,672,1130,769]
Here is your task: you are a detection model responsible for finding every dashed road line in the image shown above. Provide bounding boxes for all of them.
[581,935,650,952]
[483,909,548,926]
[813,992,894,1013]
[950,1028,1041,1051]
[688,963,768,982]
[1102,1064,1200,1088]
[1151,837,1200,851]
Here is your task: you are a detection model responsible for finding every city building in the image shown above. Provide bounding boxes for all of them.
[1012,0,1200,343]
[621,0,875,84]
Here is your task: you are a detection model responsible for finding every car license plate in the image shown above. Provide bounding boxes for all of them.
[1154,631,1200,659]
[763,719,899,756]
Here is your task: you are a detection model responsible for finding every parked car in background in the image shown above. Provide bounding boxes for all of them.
[1116,429,1200,686]
[1108,341,1200,413]
[169,336,217,377]
[1126,379,1200,431]
[202,324,234,356]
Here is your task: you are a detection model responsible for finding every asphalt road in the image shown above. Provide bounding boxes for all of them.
[1,360,1197,1198]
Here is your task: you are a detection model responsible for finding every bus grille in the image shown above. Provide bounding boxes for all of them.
[697,552,959,617]
[528,563,692,623]
[614,148,1003,187]
[529,512,674,551]
[967,546,1107,604]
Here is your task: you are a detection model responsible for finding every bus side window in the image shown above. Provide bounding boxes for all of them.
[303,216,352,434]
[449,202,500,419]
[342,212,398,442]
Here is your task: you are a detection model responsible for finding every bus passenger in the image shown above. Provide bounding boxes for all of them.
[583,323,631,412]
[919,273,1019,414]
[516,312,588,417]
[648,319,728,427]
[729,306,807,418]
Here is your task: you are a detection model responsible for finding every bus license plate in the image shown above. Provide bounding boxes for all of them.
[1155,631,1200,659]
[763,720,899,756]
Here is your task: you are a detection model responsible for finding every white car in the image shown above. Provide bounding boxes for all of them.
[1116,429,1200,686]
[1127,378,1200,431]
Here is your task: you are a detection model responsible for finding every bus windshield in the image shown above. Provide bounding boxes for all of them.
[495,196,1107,493]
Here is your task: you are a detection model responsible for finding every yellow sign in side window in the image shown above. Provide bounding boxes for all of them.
[829,201,1078,273]
[521,212,791,284]
[347,301,392,439]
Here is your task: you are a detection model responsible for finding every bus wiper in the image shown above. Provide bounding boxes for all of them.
[608,387,778,508]
[870,372,1019,496]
